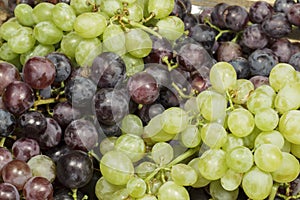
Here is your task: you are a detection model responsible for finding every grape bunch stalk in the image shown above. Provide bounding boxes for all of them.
[0,0,300,199]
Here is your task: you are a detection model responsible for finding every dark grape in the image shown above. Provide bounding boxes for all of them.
[229,57,251,79]
[190,71,211,93]
[2,81,35,116]
[0,62,21,95]
[249,1,273,23]
[56,150,93,189]
[0,109,16,137]
[64,118,98,151]
[261,13,292,38]
[198,7,213,24]
[249,75,270,88]
[289,52,300,71]
[158,86,180,108]
[12,137,40,162]
[0,147,12,174]
[274,0,295,13]
[46,52,72,82]
[44,143,72,164]
[39,86,52,99]
[210,3,229,29]
[0,182,20,200]
[183,13,198,31]
[287,3,300,26]
[23,56,56,89]
[144,63,171,88]
[270,38,294,63]
[54,188,84,200]
[138,103,165,124]
[37,117,62,149]
[99,122,122,137]
[78,169,101,200]
[93,88,129,126]
[144,36,173,64]
[223,5,249,31]
[217,41,243,62]
[189,24,216,51]
[23,176,53,200]
[240,24,268,50]
[90,52,126,88]
[64,76,97,108]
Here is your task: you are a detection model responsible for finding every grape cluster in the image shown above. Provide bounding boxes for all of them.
[0,0,300,199]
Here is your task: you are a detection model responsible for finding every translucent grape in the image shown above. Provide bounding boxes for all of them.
[231,79,254,105]
[33,21,63,45]
[52,3,76,32]
[254,130,285,149]
[151,142,173,165]
[70,0,93,15]
[75,38,102,67]
[187,158,211,188]
[221,134,244,152]
[209,180,239,200]
[269,63,297,92]
[8,27,35,54]
[125,28,152,58]
[227,108,255,137]
[246,88,275,114]
[135,161,156,179]
[170,163,197,186]
[127,4,144,22]
[201,122,227,149]
[279,110,300,144]
[126,176,147,198]
[100,0,123,17]
[254,107,279,132]
[180,125,201,148]
[99,136,117,155]
[60,31,83,58]
[220,169,242,191]
[14,3,34,27]
[148,0,174,19]
[103,24,126,55]
[121,114,143,136]
[156,16,185,41]
[226,146,253,173]
[32,2,54,23]
[95,177,123,200]
[0,20,22,41]
[161,107,189,135]
[157,181,189,200]
[23,176,53,199]
[27,155,56,182]
[122,53,144,77]
[0,43,18,61]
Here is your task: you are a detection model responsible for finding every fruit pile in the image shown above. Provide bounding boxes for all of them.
[0,0,300,199]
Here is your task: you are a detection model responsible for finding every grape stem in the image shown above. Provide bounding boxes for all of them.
[0,137,5,147]
[88,150,101,163]
[71,188,78,200]
[172,82,194,99]
[162,56,178,71]
[142,12,155,23]
[268,183,279,200]
[226,90,235,111]
[33,97,67,110]
[166,146,200,168]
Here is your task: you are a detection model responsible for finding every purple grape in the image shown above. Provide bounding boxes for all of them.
[158,86,180,108]
[274,0,295,14]
[289,52,300,71]
[223,5,249,32]
[46,52,72,83]
[249,75,270,88]
[240,24,268,50]
[183,13,198,31]
[54,188,84,200]
[99,123,122,137]
[189,24,216,51]
[198,7,213,24]
[270,38,294,63]
[2,81,35,116]
[127,71,160,105]
[261,13,292,38]
[190,71,210,93]
[0,109,16,137]
[217,41,243,62]
[138,103,165,124]
[0,147,12,174]
[229,57,251,79]
[12,137,40,162]
[37,117,62,149]
[210,3,229,29]
[0,182,20,200]
[287,3,300,26]
[249,1,273,23]
[23,176,53,199]
[44,143,72,164]
[144,36,173,64]
[0,62,21,94]
[144,64,171,88]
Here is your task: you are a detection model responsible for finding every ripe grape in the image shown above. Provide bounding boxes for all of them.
[0,182,20,200]
[125,28,152,58]
[23,176,54,199]
[249,1,273,23]
[33,21,63,45]
[223,5,249,31]
[12,137,40,162]
[157,181,189,200]
[0,62,21,94]
[148,0,174,19]
[46,52,72,83]
[0,147,12,174]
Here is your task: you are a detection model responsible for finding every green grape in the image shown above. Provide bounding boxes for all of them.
[157,181,189,200]
[198,149,228,180]
[220,169,242,191]
[209,180,239,200]
[8,27,35,54]
[291,143,300,158]
[99,136,117,155]
[136,194,157,200]
[110,188,130,199]
[52,3,76,31]
[161,107,189,134]
[135,161,156,179]
[14,3,35,27]
[0,43,19,61]
[148,0,174,19]
[70,0,94,15]
[127,4,144,22]
[281,139,291,153]
[121,53,144,77]
[115,134,146,162]
[100,150,134,185]
[183,97,200,117]
[100,0,123,17]
[151,142,173,165]
[95,177,124,200]
[122,0,137,3]
[254,108,279,132]
[187,158,210,188]
[149,178,163,195]
[27,155,56,182]
[274,82,300,114]
[271,152,300,183]
[143,114,174,142]
[279,110,300,144]
[103,24,126,55]
[126,176,147,198]
[255,84,276,97]
[125,28,152,58]
[74,12,107,38]
[156,16,185,41]
[170,163,197,186]
[33,21,63,45]
[0,20,22,41]
[254,143,283,172]
[230,79,254,105]
[247,90,274,115]
[242,126,261,149]
[197,90,227,122]
[20,43,55,65]
[201,122,227,149]
[227,108,255,137]
[32,2,55,23]
[60,31,83,58]
[121,114,143,136]
[254,130,284,149]
[242,166,273,200]
[75,37,102,67]
[269,63,297,92]
[209,62,237,93]
[222,134,244,152]
[180,125,201,148]
[226,146,253,173]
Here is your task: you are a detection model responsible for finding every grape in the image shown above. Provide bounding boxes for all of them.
[227,108,255,137]
[183,13,198,31]
[249,1,273,24]
[254,143,283,172]
[60,31,83,58]
[226,146,253,173]
[254,130,285,149]
[122,53,144,77]
[261,13,292,38]
[271,152,300,183]
[2,81,35,116]
[33,21,63,45]
[254,104,278,132]
[32,2,54,23]
[37,118,62,149]
[279,110,300,144]
[64,118,98,151]
[240,24,268,50]
[100,0,123,17]
[12,137,40,162]
[246,89,274,114]
[23,56,56,89]
[126,176,147,198]
[121,114,143,136]
[100,123,122,137]
[220,169,242,191]
[0,43,19,61]
[8,27,36,54]
[269,63,297,92]
[249,75,269,88]
[125,28,152,58]
[52,3,76,31]
[275,82,300,114]
[274,0,295,13]
[135,161,156,179]
[95,177,123,200]
[201,122,227,149]
[198,149,228,180]
[27,154,56,182]
[151,142,173,165]
[0,147,12,174]
[242,166,273,200]
[0,109,16,137]
[44,143,72,164]
[144,36,173,64]
[209,180,239,200]
[70,0,93,15]
[222,134,244,152]
[156,16,185,41]
[189,24,216,52]
[74,12,107,38]
[157,181,189,200]
[0,182,20,200]
[271,38,294,63]
[21,44,55,65]
[46,52,72,83]
[161,107,188,134]
[148,0,174,19]
[100,150,134,186]
[103,24,126,55]
[230,79,254,105]
[217,41,242,62]
[291,143,300,158]
[1,159,32,190]
[54,188,85,200]
[57,150,93,188]
[289,52,300,71]
[171,163,197,186]
[223,5,249,32]
[210,3,229,29]
[0,20,22,41]
[23,176,53,199]
[14,3,35,27]
[180,124,201,148]
[127,4,144,22]
[127,71,159,105]
[99,136,117,155]
[187,158,211,188]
